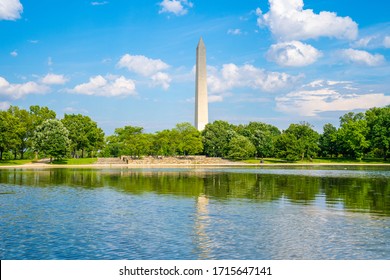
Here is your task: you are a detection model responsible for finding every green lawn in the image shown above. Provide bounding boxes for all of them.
[0,159,33,166]
[0,158,98,166]
[243,157,390,164]
[308,157,389,164]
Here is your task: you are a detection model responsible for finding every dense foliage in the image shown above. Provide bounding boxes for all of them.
[32,119,71,162]
[1,105,56,160]
[61,114,105,158]
[0,106,103,160]
[1,105,390,161]
[275,122,319,161]
[102,122,203,157]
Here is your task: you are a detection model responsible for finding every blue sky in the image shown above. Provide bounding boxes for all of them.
[1,0,389,134]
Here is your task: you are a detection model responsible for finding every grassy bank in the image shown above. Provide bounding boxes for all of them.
[51,158,98,165]
[0,159,33,166]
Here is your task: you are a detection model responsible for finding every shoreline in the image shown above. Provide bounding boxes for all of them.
[1,162,390,169]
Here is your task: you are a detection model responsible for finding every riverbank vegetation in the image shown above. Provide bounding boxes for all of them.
[0,159,33,166]
[0,105,389,162]
[51,158,98,165]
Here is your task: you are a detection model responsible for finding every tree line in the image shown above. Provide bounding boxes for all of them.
[0,106,104,161]
[0,105,389,161]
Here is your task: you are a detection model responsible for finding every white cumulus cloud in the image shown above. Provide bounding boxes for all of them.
[117,54,172,90]
[117,54,169,76]
[257,0,358,41]
[340,49,385,66]
[0,76,49,99]
[151,72,172,90]
[276,80,390,116]
[159,0,193,16]
[0,0,23,20]
[70,75,136,97]
[41,73,68,85]
[266,41,322,67]
[207,63,300,94]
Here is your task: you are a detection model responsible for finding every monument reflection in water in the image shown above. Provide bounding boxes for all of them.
[1,167,390,259]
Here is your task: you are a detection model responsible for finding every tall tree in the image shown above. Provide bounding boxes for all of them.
[173,122,203,155]
[227,134,256,160]
[86,125,105,157]
[0,110,19,160]
[276,122,319,161]
[29,105,56,128]
[32,119,70,162]
[102,135,121,157]
[319,123,338,157]
[152,129,179,156]
[202,120,236,158]
[338,112,369,159]
[239,122,281,158]
[61,114,105,158]
[7,106,32,159]
[275,133,302,161]
[110,125,151,157]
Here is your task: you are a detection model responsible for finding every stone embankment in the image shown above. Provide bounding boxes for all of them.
[95,157,124,164]
[96,156,233,165]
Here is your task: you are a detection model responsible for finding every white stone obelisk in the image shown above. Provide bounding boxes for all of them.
[195,37,208,131]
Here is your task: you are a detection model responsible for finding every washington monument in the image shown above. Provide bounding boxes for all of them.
[195,37,208,131]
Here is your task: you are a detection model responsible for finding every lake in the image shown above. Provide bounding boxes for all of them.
[1,166,390,260]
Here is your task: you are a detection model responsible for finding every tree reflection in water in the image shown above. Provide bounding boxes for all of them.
[0,167,389,216]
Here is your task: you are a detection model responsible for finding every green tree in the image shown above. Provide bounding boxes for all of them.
[7,106,33,159]
[276,122,319,161]
[101,135,121,157]
[29,105,57,159]
[319,123,338,157]
[202,120,236,157]
[227,134,256,160]
[152,129,179,156]
[173,122,203,155]
[61,114,105,158]
[133,133,153,157]
[275,133,302,161]
[338,112,369,159]
[29,105,56,128]
[365,106,390,160]
[0,110,19,160]
[32,119,71,162]
[110,125,151,157]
